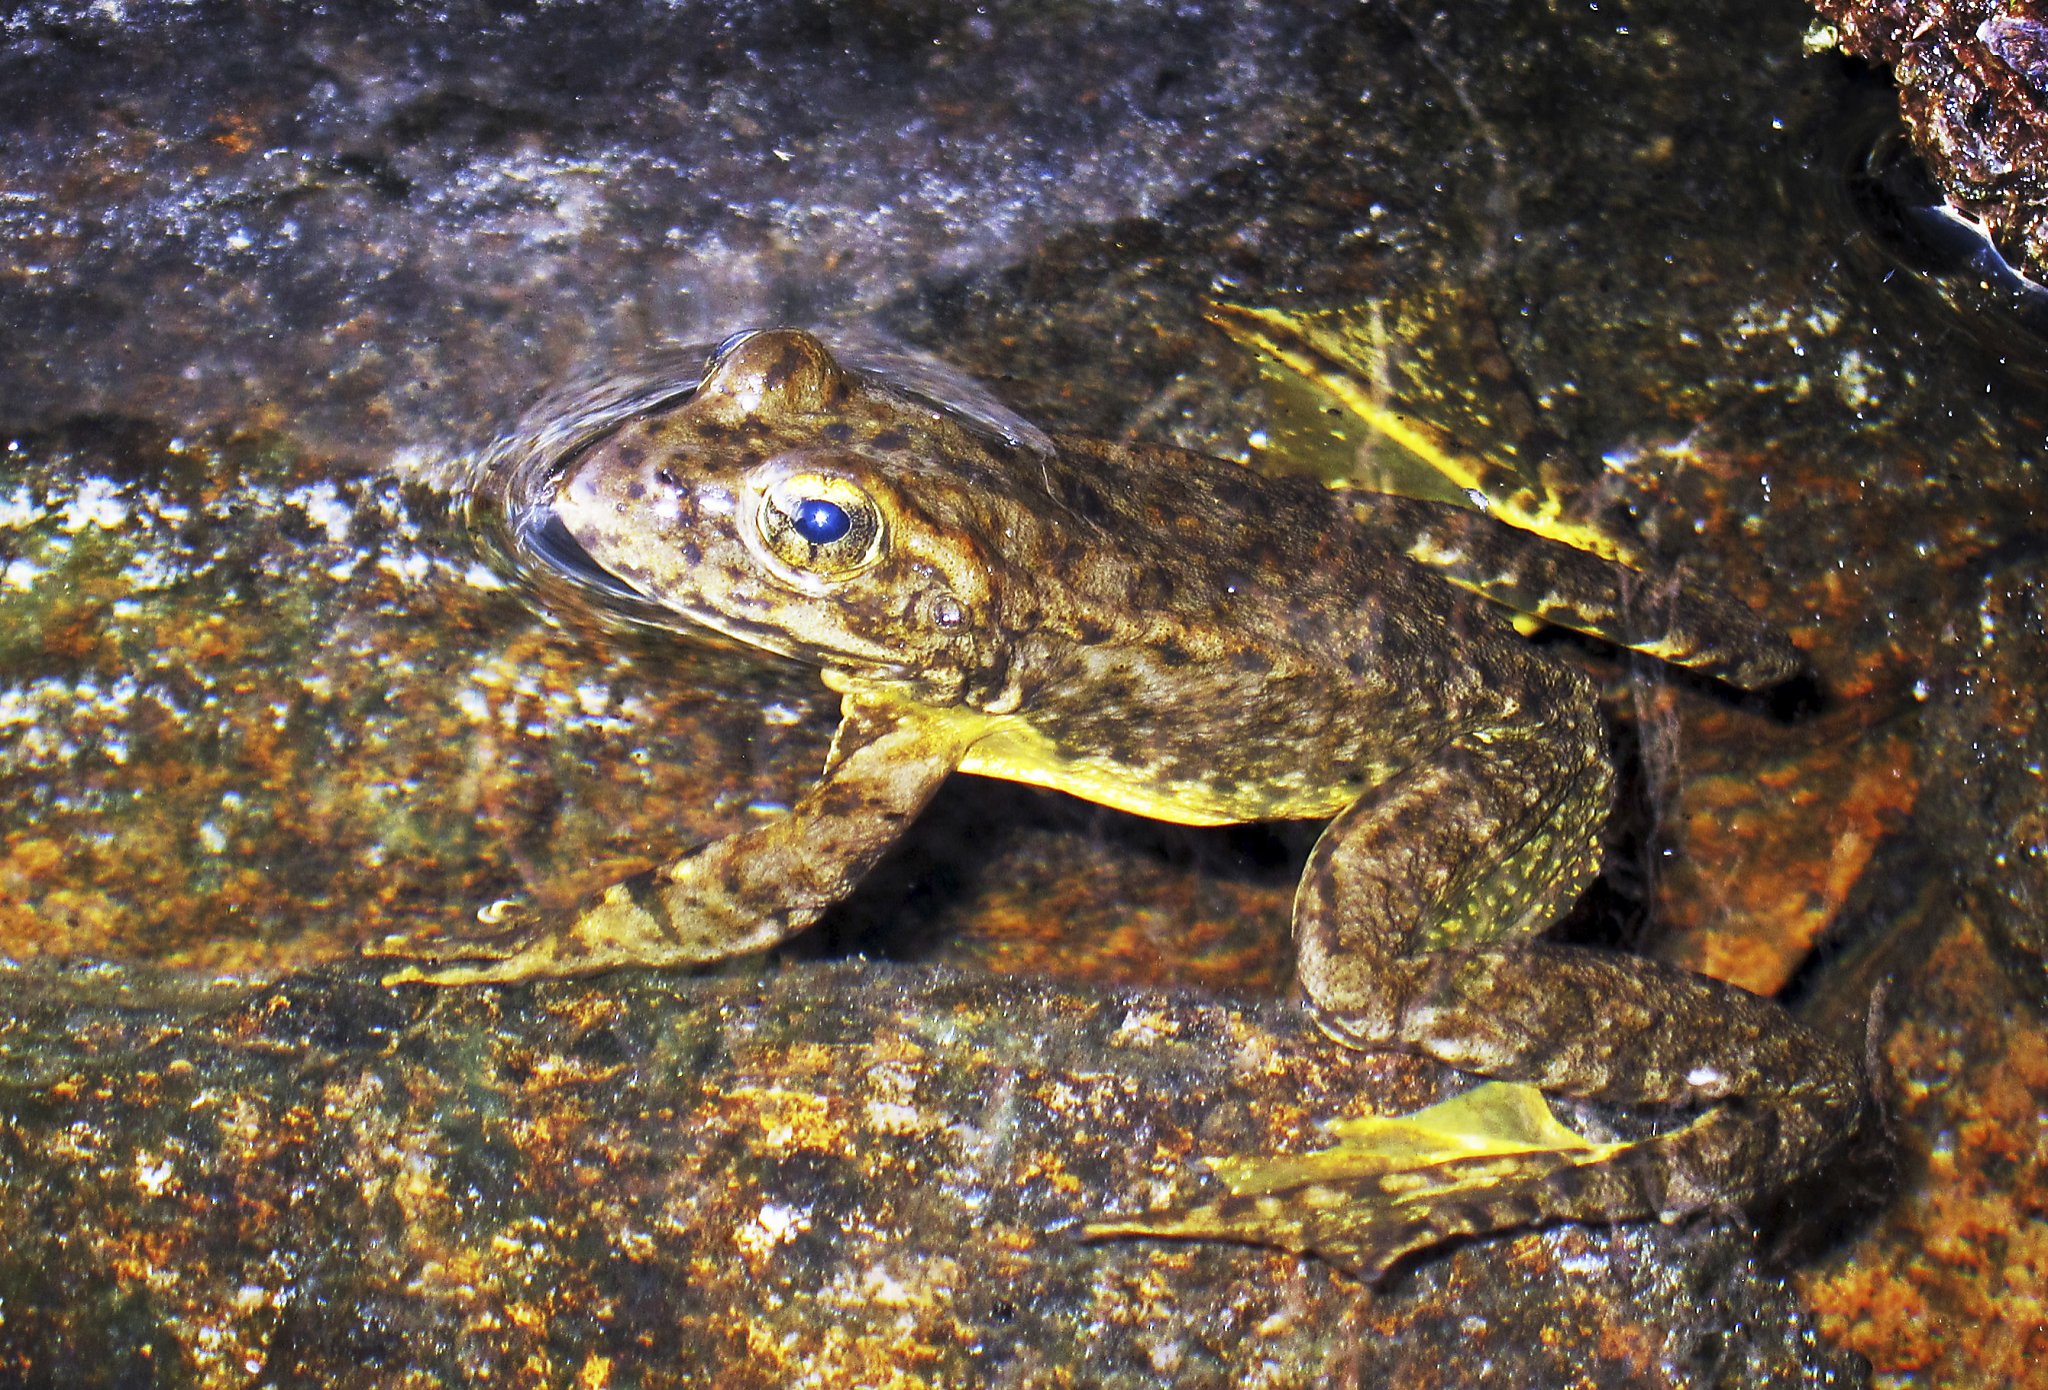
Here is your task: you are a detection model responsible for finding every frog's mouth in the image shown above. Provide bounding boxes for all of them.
[510,502,710,639]
[512,502,833,667]
[520,508,644,605]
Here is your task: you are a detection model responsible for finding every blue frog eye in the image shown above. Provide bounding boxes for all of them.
[759,475,882,576]
[792,497,852,544]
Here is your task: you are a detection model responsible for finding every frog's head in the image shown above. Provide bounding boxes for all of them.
[545,329,1027,708]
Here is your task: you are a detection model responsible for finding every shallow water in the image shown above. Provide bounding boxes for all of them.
[3,1,2043,1384]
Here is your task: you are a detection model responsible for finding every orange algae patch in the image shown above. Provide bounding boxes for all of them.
[1801,920,2048,1381]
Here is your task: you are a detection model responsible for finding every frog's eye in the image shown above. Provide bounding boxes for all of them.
[756,474,883,578]
[792,498,851,544]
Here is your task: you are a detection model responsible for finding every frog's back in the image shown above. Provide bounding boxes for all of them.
[1009,434,1509,697]
[962,427,1797,826]
[961,434,1540,826]
[1008,433,1796,696]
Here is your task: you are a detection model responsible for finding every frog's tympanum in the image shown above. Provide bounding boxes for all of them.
[386,329,1861,1277]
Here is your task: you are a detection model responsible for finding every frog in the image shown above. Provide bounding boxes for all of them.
[382,327,1862,1278]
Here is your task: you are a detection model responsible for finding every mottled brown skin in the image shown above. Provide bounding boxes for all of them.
[385,329,1861,1275]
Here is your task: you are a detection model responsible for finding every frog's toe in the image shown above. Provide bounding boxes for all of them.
[1086,1177,1484,1281]
[370,882,721,984]
[364,909,565,986]
[377,926,622,985]
[1086,1081,1629,1279]
[378,953,540,987]
[377,956,483,986]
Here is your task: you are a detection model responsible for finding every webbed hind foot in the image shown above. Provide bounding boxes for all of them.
[1086,1081,1639,1279]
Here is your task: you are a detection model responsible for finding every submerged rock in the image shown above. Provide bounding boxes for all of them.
[0,960,1865,1388]
[1922,553,2048,1006]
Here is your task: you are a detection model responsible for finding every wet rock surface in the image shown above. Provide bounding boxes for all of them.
[1921,552,2048,1007]
[1800,908,2048,1385]
[0,0,1336,471]
[1813,0,2048,287]
[0,962,1866,1389]
[4,0,2048,1382]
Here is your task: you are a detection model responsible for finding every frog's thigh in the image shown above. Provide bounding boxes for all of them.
[1295,706,1613,1039]
[1294,707,1777,1102]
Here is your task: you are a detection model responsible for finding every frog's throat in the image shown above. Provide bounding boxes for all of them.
[872,697,1348,827]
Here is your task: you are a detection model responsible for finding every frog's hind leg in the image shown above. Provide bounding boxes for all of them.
[1190,704,1859,1276]
[1350,491,1804,692]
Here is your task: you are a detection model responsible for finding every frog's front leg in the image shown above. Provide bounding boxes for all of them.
[380,696,975,985]
[1279,695,1863,1271]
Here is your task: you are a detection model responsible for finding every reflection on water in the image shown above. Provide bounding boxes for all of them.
[1843,119,2048,374]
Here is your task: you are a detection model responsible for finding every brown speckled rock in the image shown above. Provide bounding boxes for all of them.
[0,961,1866,1388]
[1814,0,2048,282]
